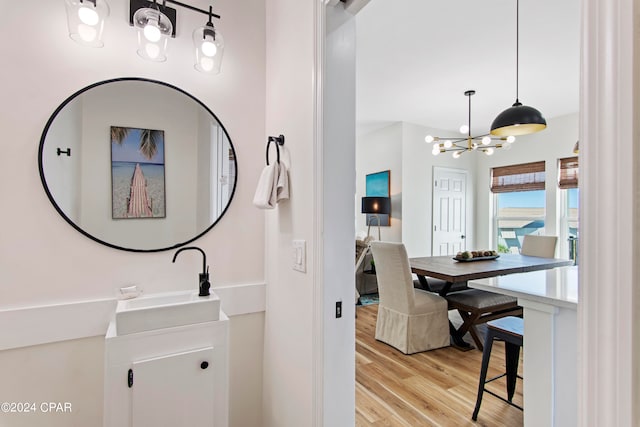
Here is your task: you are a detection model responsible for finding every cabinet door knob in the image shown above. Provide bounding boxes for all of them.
[201,361,209,370]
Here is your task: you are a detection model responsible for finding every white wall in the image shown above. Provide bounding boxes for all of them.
[475,113,579,254]
[263,3,359,425]
[263,0,316,425]
[401,122,476,256]
[355,123,403,242]
[0,1,266,426]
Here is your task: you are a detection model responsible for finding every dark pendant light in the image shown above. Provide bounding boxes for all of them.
[490,0,546,137]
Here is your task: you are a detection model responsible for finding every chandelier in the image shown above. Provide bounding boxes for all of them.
[425,90,516,158]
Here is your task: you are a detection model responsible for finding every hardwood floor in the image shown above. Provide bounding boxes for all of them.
[356,304,524,427]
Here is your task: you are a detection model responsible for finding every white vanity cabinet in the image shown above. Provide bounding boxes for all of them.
[103,314,229,427]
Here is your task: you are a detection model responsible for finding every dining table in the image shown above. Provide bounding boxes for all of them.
[409,254,574,348]
[409,254,574,296]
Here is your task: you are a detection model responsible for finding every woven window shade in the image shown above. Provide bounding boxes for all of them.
[558,156,579,189]
[491,161,546,193]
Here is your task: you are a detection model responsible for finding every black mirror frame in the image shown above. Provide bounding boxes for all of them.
[38,77,238,252]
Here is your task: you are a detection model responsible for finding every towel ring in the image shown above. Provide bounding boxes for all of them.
[266,134,285,165]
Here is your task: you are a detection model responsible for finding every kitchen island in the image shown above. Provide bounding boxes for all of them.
[469,266,578,427]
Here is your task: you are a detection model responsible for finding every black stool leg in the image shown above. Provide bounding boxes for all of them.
[504,341,521,402]
[472,330,495,420]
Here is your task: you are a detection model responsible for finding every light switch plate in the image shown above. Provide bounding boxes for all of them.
[292,240,306,273]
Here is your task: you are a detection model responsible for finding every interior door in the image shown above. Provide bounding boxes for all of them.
[432,167,467,255]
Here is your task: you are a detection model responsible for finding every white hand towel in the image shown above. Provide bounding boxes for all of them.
[276,162,290,202]
[253,163,279,209]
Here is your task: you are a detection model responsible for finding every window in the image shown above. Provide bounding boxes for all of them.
[559,157,579,263]
[491,162,546,253]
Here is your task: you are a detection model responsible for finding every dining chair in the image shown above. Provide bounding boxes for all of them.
[520,235,558,258]
[370,241,450,354]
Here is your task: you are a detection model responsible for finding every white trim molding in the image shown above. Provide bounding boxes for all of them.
[0,283,265,351]
[579,0,638,425]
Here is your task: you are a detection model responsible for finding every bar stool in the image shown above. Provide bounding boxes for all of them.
[472,316,524,421]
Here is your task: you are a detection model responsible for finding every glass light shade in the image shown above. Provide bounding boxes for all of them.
[65,0,110,48]
[193,25,224,74]
[452,151,462,159]
[424,135,434,143]
[490,101,547,136]
[484,147,495,156]
[506,135,516,143]
[432,146,440,156]
[133,7,172,62]
[482,136,491,145]
[459,125,469,134]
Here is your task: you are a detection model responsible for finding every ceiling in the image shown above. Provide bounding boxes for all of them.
[355,0,580,136]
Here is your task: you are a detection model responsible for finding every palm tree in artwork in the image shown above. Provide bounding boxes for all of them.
[111,126,161,161]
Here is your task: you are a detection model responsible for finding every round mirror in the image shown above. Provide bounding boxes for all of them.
[39,77,237,252]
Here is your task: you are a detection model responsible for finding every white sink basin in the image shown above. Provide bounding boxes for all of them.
[115,290,221,335]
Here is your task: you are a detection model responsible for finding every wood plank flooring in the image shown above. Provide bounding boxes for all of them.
[356,304,523,427]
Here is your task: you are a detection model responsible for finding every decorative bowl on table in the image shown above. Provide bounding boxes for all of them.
[453,250,500,262]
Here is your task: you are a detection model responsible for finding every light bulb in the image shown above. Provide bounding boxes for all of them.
[482,136,491,145]
[444,140,453,149]
[506,135,516,143]
[502,141,512,150]
[432,146,440,156]
[77,24,97,42]
[472,142,478,150]
[459,125,469,134]
[484,148,495,156]
[78,6,99,25]
[143,23,162,42]
[199,57,215,72]
[201,40,218,57]
[452,151,462,159]
[145,43,160,59]
[425,135,434,143]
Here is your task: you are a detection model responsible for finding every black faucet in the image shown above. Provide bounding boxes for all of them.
[172,246,210,297]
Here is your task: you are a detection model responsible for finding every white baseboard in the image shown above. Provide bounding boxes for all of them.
[0,283,266,351]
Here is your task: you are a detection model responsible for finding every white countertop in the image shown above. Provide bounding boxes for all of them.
[468,266,578,309]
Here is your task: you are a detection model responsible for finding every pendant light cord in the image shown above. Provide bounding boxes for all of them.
[468,91,472,137]
[515,0,519,103]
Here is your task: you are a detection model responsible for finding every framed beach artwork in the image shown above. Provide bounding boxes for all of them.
[365,170,390,226]
[111,126,166,219]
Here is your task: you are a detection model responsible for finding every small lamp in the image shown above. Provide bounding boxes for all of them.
[361,196,391,240]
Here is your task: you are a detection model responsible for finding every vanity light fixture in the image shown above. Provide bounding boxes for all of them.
[490,0,546,136]
[192,6,224,74]
[132,0,174,62]
[425,90,515,158]
[65,0,224,74]
[64,0,110,47]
